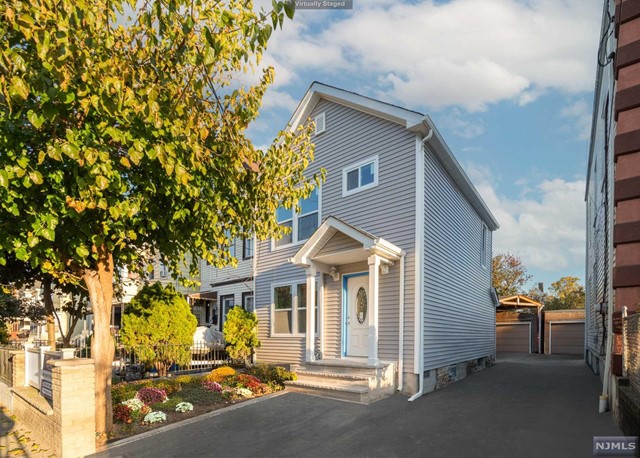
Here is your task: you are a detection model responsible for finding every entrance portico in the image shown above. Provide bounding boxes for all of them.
[290,216,404,366]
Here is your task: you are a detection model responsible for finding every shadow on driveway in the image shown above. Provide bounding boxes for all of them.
[92,354,621,458]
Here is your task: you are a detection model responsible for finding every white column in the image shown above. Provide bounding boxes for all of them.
[305,266,317,362]
[368,255,380,366]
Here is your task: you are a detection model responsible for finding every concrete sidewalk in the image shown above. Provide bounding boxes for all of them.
[92,355,622,458]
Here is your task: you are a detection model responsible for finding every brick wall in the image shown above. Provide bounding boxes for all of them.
[625,314,640,392]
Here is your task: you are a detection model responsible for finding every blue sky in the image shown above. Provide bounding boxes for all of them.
[247,0,602,293]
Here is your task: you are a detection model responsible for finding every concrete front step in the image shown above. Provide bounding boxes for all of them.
[286,360,397,404]
[285,379,371,404]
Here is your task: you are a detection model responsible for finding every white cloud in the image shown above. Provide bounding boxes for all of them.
[466,163,585,274]
[257,0,601,112]
[561,100,593,140]
[439,109,485,139]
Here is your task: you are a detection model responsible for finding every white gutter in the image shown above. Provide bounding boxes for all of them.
[398,252,406,391]
[538,304,544,354]
[409,128,432,402]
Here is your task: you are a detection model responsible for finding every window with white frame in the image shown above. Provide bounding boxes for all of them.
[272,282,317,335]
[223,230,236,258]
[159,262,168,278]
[242,292,254,312]
[274,188,320,248]
[342,155,378,196]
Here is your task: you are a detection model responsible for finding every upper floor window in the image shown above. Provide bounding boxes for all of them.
[159,262,168,278]
[243,238,254,259]
[342,155,379,197]
[223,230,236,258]
[274,187,320,248]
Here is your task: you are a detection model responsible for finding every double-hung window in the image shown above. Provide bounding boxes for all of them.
[272,282,317,335]
[223,230,236,258]
[274,188,320,248]
[342,155,379,197]
[243,238,254,259]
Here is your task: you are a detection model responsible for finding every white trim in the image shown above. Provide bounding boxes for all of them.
[496,322,532,354]
[341,155,379,197]
[269,280,307,337]
[548,320,585,355]
[290,216,402,267]
[272,186,322,251]
[414,135,425,376]
[481,223,488,268]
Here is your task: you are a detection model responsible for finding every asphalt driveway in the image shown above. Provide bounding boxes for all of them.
[92,354,622,458]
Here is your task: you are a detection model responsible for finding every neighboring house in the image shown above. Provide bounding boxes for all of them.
[496,295,543,354]
[196,237,256,332]
[585,0,640,420]
[252,82,499,400]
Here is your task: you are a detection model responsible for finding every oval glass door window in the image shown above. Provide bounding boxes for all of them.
[356,287,368,324]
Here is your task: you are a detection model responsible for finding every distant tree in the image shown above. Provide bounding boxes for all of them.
[492,253,532,297]
[545,276,585,310]
[223,306,260,365]
[120,283,197,377]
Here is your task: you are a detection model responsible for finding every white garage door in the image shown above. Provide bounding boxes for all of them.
[549,322,584,355]
[497,323,531,353]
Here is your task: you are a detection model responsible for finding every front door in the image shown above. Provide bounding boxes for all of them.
[345,274,369,357]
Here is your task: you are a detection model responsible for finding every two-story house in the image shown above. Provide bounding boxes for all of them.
[250,83,499,402]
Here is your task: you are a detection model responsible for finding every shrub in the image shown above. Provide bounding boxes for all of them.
[121,398,145,412]
[246,364,296,387]
[202,380,223,393]
[136,387,168,405]
[113,404,133,424]
[205,366,236,383]
[175,402,193,413]
[223,306,260,363]
[143,411,167,424]
[112,382,139,404]
[130,404,151,423]
[120,283,197,376]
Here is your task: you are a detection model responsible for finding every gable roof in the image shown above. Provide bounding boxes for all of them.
[290,216,403,269]
[286,82,499,231]
[499,295,543,308]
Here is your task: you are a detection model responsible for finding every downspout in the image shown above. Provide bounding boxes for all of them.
[409,127,433,402]
[538,304,544,354]
[397,252,406,391]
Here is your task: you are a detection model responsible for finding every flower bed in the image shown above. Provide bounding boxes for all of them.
[110,364,296,440]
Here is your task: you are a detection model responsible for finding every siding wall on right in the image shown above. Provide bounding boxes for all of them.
[422,145,495,371]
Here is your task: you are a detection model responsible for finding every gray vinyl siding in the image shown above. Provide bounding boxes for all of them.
[200,238,254,289]
[585,40,615,359]
[422,145,495,370]
[255,98,416,370]
[316,231,362,257]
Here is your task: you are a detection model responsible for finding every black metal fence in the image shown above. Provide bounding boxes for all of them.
[75,342,232,381]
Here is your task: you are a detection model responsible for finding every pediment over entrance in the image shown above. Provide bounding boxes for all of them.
[290,216,403,271]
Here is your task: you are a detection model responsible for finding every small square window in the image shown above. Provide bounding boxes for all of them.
[342,156,379,197]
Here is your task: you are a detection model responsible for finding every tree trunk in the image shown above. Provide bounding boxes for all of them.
[83,245,115,444]
[42,278,56,349]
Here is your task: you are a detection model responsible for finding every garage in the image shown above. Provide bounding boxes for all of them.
[543,309,585,355]
[496,323,532,353]
[548,322,585,355]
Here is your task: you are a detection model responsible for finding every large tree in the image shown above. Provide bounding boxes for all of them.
[492,253,532,298]
[545,276,585,311]
[0,0,318,439]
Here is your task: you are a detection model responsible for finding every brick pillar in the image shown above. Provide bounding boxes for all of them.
[52,359,96,458]
[11,351,25,387]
